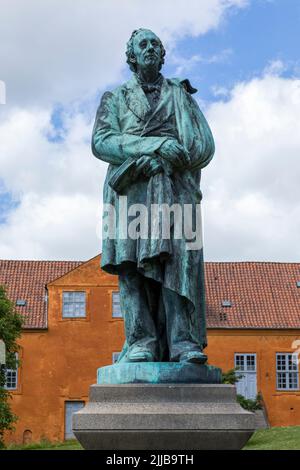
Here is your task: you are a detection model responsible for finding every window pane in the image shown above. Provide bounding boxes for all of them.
[74,292,85,303]
[63,292,70,303]
[5,353,18,390]
[291,354,298,371]
[62,291,86,318]
[277,372,286,389]
[235,355,245,371]
[277,355,286,371]
[246,355,256,371]
[6,370,17,389]
[288,372,298,390]
[112,292,122,318]
[276,353,299,390]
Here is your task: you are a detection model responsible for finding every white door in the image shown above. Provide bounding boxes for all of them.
[65,401,84,440]
[234,354,257,399]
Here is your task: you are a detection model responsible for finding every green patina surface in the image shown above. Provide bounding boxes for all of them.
[97,362,222,385]
[92,29,215,375]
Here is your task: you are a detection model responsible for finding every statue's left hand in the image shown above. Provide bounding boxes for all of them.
[135,155,163,178]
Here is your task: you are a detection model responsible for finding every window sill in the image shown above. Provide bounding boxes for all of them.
[59,317,90,323]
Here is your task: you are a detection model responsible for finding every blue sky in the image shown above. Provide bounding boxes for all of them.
[169,0,300,104]
[49,0,300,133]
[0,0,299,261]
[121,0,300,103]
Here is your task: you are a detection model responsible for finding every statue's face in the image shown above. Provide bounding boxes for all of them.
[132,30,162,70]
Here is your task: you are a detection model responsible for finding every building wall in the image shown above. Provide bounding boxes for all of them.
[6,256,123,444]
[206,330,300,427]
[6,256,300,444]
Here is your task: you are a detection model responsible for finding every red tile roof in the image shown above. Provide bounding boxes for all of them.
[205,262,300,329]
[0,259,299,330]
[0,260,82,329]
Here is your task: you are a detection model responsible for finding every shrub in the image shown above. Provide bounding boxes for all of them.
[236,393,263,412]
[0,285,23,448]
[221,367,244,385]
[221,369,263,412]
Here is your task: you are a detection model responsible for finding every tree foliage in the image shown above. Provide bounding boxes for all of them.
[221,367,244,384]
[0,285,23,448]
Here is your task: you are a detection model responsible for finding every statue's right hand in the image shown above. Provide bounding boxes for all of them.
[158,139,190,168]
[134,155,163,178]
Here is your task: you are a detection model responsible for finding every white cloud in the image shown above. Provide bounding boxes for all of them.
[211,85,230,98]
[264,59,287,76]
[0,2,298,265]
[0,80,6,105]
[202,70,300,261]
[0,0,247,107]
[0,0,249,260]
[0,107,103,197]
[0,107,106,259]
[0,193,101,260]
[2,67,300,262]
[170,49,233,76]
[6,0,298,263]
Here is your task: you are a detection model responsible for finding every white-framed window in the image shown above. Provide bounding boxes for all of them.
[235,354,256,372]
[62,291,86,318]
[234,353,257,399]
[276,353,299,390]
[112,352,121,363]
[112,291,122,318]
[4,353,18,390]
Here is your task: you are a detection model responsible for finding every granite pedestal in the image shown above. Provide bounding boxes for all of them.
[73,363,255,450]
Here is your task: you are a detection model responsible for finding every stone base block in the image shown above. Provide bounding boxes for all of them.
[73,384,255,450]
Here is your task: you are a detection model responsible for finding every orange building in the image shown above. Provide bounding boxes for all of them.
[1,255,300,445]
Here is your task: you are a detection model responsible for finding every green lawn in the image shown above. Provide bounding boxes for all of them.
[5,439,83,450]
[4,427,300,450]
[244,426,300,450]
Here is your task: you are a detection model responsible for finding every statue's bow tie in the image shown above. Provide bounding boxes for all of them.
[141,84,161,93]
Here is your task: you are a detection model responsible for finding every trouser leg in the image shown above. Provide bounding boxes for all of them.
[118,269,159,358]
[162,287,203,361]
[144,278,168,361]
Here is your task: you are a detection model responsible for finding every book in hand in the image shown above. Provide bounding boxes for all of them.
[108,157,137,194]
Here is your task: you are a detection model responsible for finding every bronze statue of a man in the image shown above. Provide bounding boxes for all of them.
[92,29,215,364]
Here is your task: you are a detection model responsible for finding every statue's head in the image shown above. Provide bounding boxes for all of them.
[126,28,166,73]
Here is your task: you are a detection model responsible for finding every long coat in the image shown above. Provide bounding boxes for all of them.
[92,74,215,349]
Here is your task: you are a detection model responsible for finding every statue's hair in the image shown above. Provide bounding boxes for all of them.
[126,28,166,72]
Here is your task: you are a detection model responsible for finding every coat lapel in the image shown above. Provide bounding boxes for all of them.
[124,75,174,125]
[123,75,151,121]
[143,78,173,126]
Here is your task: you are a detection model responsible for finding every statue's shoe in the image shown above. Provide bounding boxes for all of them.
[179,351,208,364]
[126,349,155,363]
